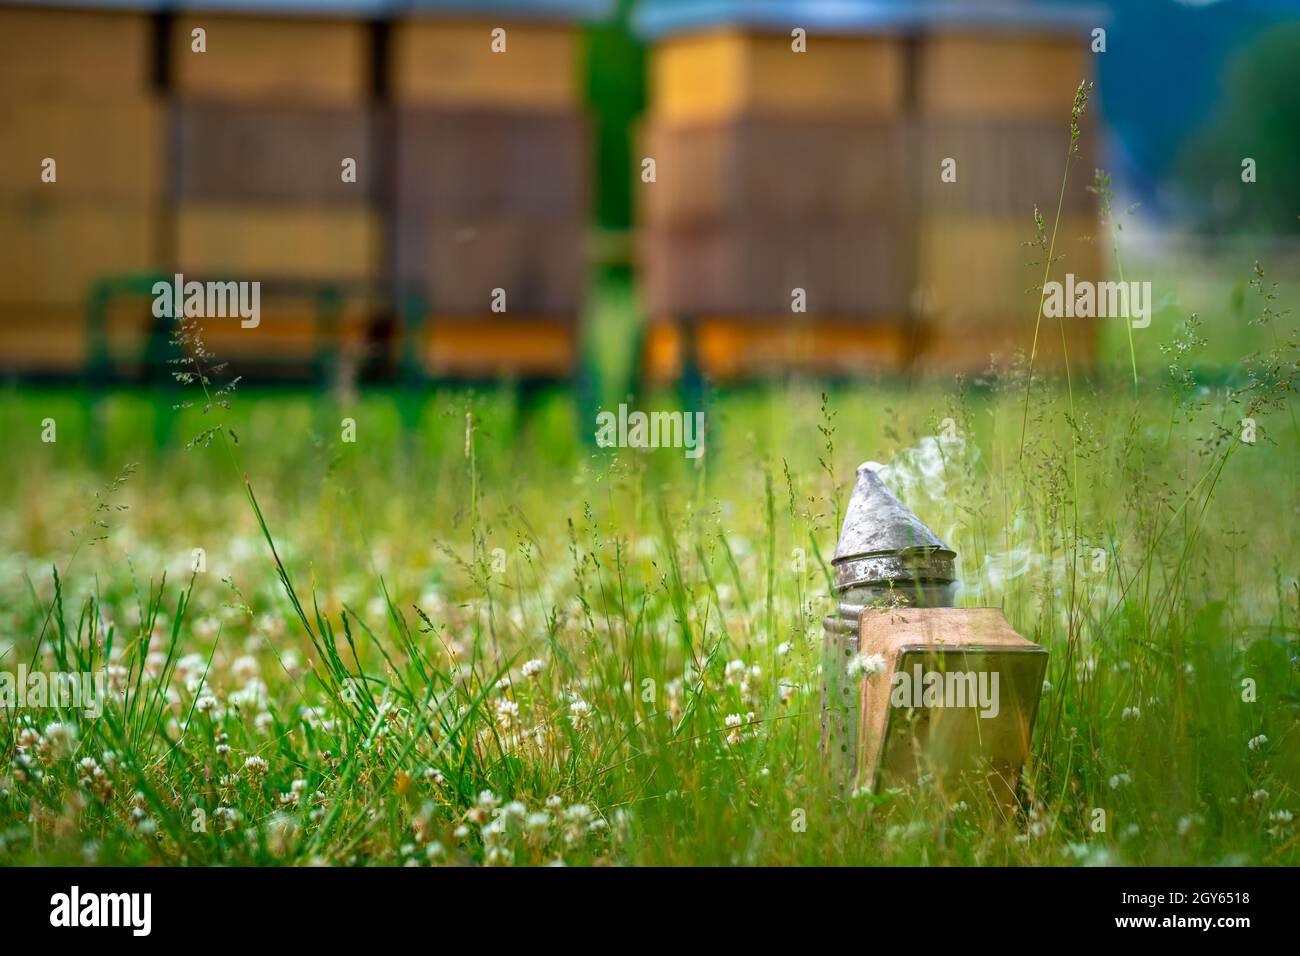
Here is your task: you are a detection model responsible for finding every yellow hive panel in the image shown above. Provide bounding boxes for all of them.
[915,214,1102,317]
[651,30,905,122]
[642,317,904,384]
[0,302,157,373]
[419,316,576,378]
[0,305,87,370]
[192,304,373,363]
[175,203,381,281]
[651,32,749,123]
[0,8,152,98]
[909,312,1098,373]
[918,33,1090,119]
[0,205,160,306]
[390,21,578,108]
[173,15,370,105]
[0,97,164,205]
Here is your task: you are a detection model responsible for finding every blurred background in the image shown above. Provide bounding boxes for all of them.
[0,0,1297,400]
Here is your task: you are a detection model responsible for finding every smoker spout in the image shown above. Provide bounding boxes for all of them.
[830,463,957,608]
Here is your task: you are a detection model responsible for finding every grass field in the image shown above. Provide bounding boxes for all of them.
[0,254,1297,867]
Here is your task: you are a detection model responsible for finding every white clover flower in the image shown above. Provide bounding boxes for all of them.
[1247,734,1268,751]
[525,811,551,834]
[724,713,744,729]
[561,803,595,843]
[776,642,792,657]
[228,682,267,712]
[1121,706,1140,722]
[495,698,520,725]
[41,722,77,757]
[522,658,546,679]
[847,653,886,680]
[243,755,269,777]
[467,790,500,825]
[568,699,593,730]
[1268,809,1293,824]
[1250,789,1269,802]
[1109,772,1132,790]
[231,655,260,684]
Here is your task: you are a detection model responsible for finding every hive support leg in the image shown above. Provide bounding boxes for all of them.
[151,316,177,453]
[678,315,703,408]
[82,283,113,464]
[314,284,342,390]
[397,290,427,436]
[677,316,713,460]
[85,284,110,392]
[572,322,602,450]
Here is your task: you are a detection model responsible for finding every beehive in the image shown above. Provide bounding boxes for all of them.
[167,6,381,375]
[635,0,1106,382]
[0,4,163,376]
[634,2,911,384]
[910,4,1105,372]
[389,1,599,381]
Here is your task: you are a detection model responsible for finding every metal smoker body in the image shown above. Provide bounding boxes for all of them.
[822,464,957,787]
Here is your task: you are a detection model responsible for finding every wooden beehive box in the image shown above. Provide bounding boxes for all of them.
[388,2,598,381]
[636,3,911,383]
[911,7,1104,373]
[0,5,164,376]
[163,7,383,376]
[856,607,1048,804]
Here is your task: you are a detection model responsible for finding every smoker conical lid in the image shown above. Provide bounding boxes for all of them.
[832,463,956,591]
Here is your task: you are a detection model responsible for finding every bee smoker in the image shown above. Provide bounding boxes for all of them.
[822,463,1047,803]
